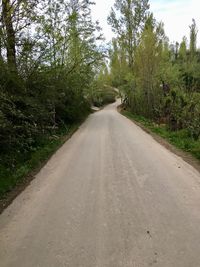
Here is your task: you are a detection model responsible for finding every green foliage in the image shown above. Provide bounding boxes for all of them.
[133,21,163,117]
[181,93,200,139]
[0,0,104,196]
[0,123,82,198]
[109,39,130,87]
[90,81,117,107]
[108,2,200,160]
[108,0,150,69]
[122,110,200,160]
[190,19,197,58]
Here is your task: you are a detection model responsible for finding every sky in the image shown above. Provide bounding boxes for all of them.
[91,0,200,47]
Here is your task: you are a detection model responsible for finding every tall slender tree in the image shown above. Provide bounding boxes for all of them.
[189,18,197,59]
[108,0,149,69]
[2,0,16,71]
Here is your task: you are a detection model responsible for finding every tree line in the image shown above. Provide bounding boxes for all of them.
[106,0,200,141]
[1,0,199,195]
[0,0,108,192]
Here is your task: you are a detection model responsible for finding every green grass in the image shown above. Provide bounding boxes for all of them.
[122,110,200,161]
[0,123,82,199]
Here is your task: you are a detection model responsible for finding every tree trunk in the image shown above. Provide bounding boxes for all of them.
[0,27,3,62]
[2,0,17,72]
[127,0,134,70]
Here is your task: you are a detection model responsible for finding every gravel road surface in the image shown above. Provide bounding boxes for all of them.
[1,100,200,267]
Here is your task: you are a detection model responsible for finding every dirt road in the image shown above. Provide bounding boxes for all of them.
[1,101,200,267]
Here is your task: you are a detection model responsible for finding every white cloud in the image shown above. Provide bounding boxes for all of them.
[150,0,200,46]
[91,0,115,42]
[91,0,200,47]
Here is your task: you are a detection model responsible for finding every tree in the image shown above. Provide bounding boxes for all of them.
[108,0,149,69]
[0,0,105,175]
[2,0,17,71]
[177,21,200,91]
[0,0,38,72]
[108,38,129,87]
[179,37,187,61]
[133,17,163,117]
[189,18,197,59]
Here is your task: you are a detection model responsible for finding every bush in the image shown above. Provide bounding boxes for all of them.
[181,93,200,140]
[91,85,116,107]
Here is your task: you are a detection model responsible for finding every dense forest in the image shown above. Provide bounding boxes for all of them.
[105,0,200,158]
[0,0,116,196]
[0,0,200,196]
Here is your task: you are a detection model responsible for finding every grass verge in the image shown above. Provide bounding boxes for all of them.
[122,110,200,161]
[0,117,88,211]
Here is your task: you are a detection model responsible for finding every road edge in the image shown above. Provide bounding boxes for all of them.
[0,115,90,214]
[118,106,200,174]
